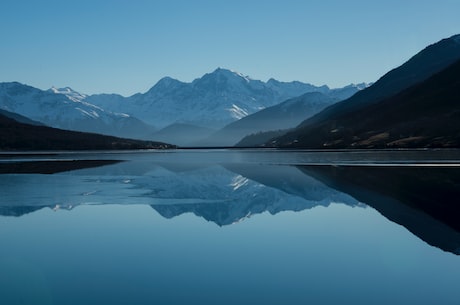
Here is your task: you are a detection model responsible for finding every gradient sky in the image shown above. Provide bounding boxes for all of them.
[1,0,459,96]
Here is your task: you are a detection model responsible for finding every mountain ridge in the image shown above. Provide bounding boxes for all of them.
[195,92,341,147]
[0,82,157,140]
[0,112,173,150]
[1,68,368,147]
[85,68,368,130]
[297,34,460,128]
[268,34,460,148]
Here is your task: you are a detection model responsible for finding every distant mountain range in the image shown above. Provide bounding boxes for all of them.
[86,68,360,130]
[1,34,459,149]
[267,34,460,148]
[196,84,368,147]
[88,70,363,146]
[0,69,365,147]
[201,91,341,147]
[0,83,156,140]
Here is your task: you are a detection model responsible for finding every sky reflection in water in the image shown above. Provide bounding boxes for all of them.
[0,150,459,305]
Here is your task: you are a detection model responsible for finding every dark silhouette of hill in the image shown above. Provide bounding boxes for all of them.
[0,113,174,150]
[270,34,460,148]
[236,129,290,147]
[0,109,44,126]
[0,160,122,174]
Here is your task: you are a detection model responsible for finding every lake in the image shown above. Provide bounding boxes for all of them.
[1,149,460,305]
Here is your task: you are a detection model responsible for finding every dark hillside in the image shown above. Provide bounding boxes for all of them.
[271,40,460,148]
[0,114,174,150]
[299,34,460,127]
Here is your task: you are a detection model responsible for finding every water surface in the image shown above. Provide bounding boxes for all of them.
[1,149,459,305]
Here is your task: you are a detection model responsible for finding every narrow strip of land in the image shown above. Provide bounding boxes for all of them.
[0,160,122,174]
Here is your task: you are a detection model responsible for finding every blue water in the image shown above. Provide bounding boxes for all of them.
[0,150,459,305]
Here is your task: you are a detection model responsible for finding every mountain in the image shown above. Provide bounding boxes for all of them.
[236,129,290,147]
[87,68,360,130]
[0,109,44,126]
[0,112,173,150]
[198,84,364,147]
[268,34,460,148]
[272,57,460,148]
[1,69,366,146]
[326,83,370,100]
[0,82,156,140]
[198,92,339,147]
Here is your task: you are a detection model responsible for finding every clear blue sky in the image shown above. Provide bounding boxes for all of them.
[1,0,459,96]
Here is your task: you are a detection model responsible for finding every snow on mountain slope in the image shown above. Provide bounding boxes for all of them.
[198,86,364,147]
[87,68,344,129]
[0,68,367,144]
[49,86,88,103]
[0,82,156,139]
[197,92,338,147]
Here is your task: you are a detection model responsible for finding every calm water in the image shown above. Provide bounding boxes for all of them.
[1,150,460,305]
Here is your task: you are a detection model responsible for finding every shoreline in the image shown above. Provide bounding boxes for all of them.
[0,159,123,174]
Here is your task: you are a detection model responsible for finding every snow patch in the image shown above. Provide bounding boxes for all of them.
[230,69,252,83]
[114,112,130,118]
[76,107,99,119]
[227,104,249,120]
[50,86,88,103]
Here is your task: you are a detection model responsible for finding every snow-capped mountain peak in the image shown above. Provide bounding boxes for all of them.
[0,82,156,139]
[190,68,267,94]
[193,67,252,87]
[49,86,88,103]
[348,82,371,90]
[83,67,367,130]
[230,69,252,83]
[213,67,252,82]
[1,68,368,145]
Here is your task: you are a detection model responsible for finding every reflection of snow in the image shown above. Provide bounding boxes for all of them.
[82,191,97,196]
[0,152,361,224]
[232,211,252,224]
[230,175,249,191]
[52,204,74,211]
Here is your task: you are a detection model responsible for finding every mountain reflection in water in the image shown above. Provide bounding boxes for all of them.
[298,164,460,254]
[0,150,459,255]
